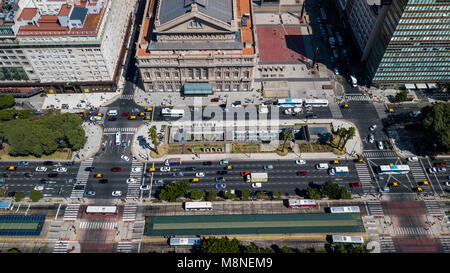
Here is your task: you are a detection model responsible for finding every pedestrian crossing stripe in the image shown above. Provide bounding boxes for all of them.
[379,237,395,253]
[363,151,397,158]
[79,221,118,230]
[366,201,384,216]
[440,237,450,253]
[392,226,433,235]
[328,104,343,119]
[53,241,69,253]
[344,95,371,101]
[117,241,134,253]
[104,128,137,133]
[63,204,80,221]
[408,162,427,182]
[424,201,442,215]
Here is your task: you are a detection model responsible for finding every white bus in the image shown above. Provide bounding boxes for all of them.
[184,201,212,211]
[331,235,364,244]
[276,98,303,108]
[86,206,118,215]
[162,108,184,117]
[377,165,410,175]
[304,99,329,107]
[115,131,121,145]
[329,206,360,213]
[288,199,317,208]
[169,238,201,247]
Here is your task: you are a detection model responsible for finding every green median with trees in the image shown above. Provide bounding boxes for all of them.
[306,180,351,200]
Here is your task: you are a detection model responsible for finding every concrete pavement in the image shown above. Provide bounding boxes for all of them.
[72,122,103,162]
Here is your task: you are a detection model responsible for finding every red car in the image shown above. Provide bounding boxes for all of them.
[350,182,362,188]
[435,162,447,167]
[211,97,220,102]
[121,112,130,117]
[111,167,122,172]
[240,171,250,176]
[297,171,308,176]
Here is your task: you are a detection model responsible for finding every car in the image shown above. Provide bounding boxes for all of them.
[375,176,384,181]
[215,177,225,182]
[369,125,377,131]
[251,183,262,189]
[98,179,108,184]
[215,183,226,190]
[428,167,437,174]
[36,167,47,172]
[333,67,339,75]
[56,167,67,173]
[378,187,390,193]
[211,97,220,102]
[217,170,228,175]
[437,167,447,173]
[84,190,96,197]
[112,191,122,197]
[47,173,58,178]
[295,160,306,165]
[328,169,336,175]
[185,167,197,171]
[121,112,130,117]
[17,161,29,167]
[203,161,212,165]
[140,185,150,191]
[24,172,34,178]
[368,134,375,144]
[39,178,48,184]
[263,165,273,170]
[444,181,450,187]
[160,166,171,172]
[7,191,16,197]
[132,167,142,173]
[377,141,384,150]
[108,116,117,121]
[407,157,419,162]
[350,182,362,188]
[196,172,205,177]
[131,108,140,113]
[241,171,250,176]
[85,167,95,172]
[107,109,118,116]
[65,161,75,166]
[95,173,103,178]
[409,111,421,117]
[306,114,318,119]
[111,167,122,172]
[435,162,447,167]
[43,161,54,166]
[297,171,308,176]
[34,185,44,191]
[173,172,184,177]
[0,178,4,183]
[74,184,85,190]
[65,179,74,184]
[89,116,102,121]
[153,180,164,185]
[126,178,137,184]
[121,155,130,161]
[121,141,127,148]
[219,160,229,166]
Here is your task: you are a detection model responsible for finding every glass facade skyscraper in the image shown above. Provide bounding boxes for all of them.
[366,0,450,85]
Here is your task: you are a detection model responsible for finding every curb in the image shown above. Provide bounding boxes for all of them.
[73,123,103,163]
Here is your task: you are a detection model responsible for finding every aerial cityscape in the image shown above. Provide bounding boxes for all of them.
[0,0,449,257]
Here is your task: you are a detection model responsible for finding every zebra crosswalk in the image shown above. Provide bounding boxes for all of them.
[344,95,371,101]
[366,201,384,216]
[123,204,137,222]
[120,94,134,100]
[379,236,396,253]
[440,237,450,253]
[117,241,135,253]
[424,200,442,215]
[53,240,69,253]
[127,160,143,199]
[79,221,118,230]
[363,150,397,158]
[328,103,343,119]
[63,203,81,221]
[355,163,372,188]
[408,161,427,183]
[70,158,94,199]
[104,127,137,133]
[392,226,433,235]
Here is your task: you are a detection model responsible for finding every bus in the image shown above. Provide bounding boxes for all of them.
[329,206,360,213]
[276,98,303,108]
[377,165,410,175]
[115,131,121,145]
[184,201,212,211]
[169,238,201,247]
[162,108,184,117]
[304,99,329,107]
[86,206,118,215]
[331,235,364,244]
[320,8,328,21]
[288,199,317,208]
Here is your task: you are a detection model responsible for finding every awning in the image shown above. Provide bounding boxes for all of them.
[184,83,212,95]
[404,84,416,89]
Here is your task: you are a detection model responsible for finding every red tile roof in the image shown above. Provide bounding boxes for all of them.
[58,5,72,17]
[18,8,38,21]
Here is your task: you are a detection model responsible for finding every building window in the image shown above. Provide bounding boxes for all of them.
[165,72,170,78]
[188,69,193,79]
[176,85,181,91]
[158,85,164,91]
[195,69,201,79]
[203,69,208,79]
[243,84,249,90]
[244,71,249,78]
[216,71,221,79]
[155,72,161,78]
[144,72,151,79]
[225,84,230,91]
[234,71,239,78]
[233,84,239,91]
[225,71,230,78]
[173,72,179,78]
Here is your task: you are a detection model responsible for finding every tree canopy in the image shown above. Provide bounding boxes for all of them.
[158,181,190,202]
[420,102,450,152]
[0,95,15,110]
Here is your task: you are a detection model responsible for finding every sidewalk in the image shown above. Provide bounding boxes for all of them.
[361,86,421,104]
[72,122,103,162]
[41,92,120,111]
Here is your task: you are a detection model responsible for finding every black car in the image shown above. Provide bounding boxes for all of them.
[7,191,16,197]
[65,161,75,166]
[74,185,85,190]
[306,114,318,119]
[185,167,196,171]
[24,172,33,178]
[108,116,117,121]
[85,167,95,172]
[98,179,108,184]
[48,173,58,178]
[43,161,54,166]
[203,161,212,165]
[217,170,228,175]
[40,178,48,184]
[3,173,11,177]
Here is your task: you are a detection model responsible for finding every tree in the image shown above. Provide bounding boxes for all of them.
[14,192,24,202]
[158,181,190,202]
[281,129,293,151]
[255,191,267,200]
[306,186,321,199]
[16,110,33,120]
[321,180,341,199]
[0,95,15,110]
[395,90,408,102]
[241,189,251,200]
[29,190,43,202]
[0,108,16,121]
[201,237,241,253]
[420,103,450,152]
[148,127,159,154]
[223,191,236,200]
[336,127,347,148]
[189,190,205,200]
[273,191,282,200]
[280,246,296,253]
[341,127,356,150]
[206,190,217,201]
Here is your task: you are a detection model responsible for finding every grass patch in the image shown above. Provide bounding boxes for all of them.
[150,144,169,158]
[0,144,71,160]
[168,143,225,154]
[231,143,261,153]
[299,134,346,155]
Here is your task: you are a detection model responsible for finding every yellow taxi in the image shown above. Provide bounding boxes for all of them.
[129,115,136,120]
[191,178,199,183]
[145,107,153,112]
[95,173,103,178]
[416,187,423,192]
[392,182,399,187]
[388,108,394,113]
[358,158,364,163]
[97,112,103,117]
[226,165,232,170]
[148,168,155,172]
[144,116,151,120]
[389,163,394,166]
[139,112,145,117]
[7,166,15,171]
[343,104,349,109]
[332,160,340,164]
[421,180,429,186]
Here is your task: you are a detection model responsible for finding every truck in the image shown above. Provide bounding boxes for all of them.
[328,166,349,175]
[164,158,181,166]
[245,172,268,183]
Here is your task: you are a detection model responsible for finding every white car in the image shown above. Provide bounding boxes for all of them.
[140,185,150,191]
[56,167,67,173]
[428,167,437,174]
[377,141,384,150]
[35,167,47,172]
[251,183,262,189]
[112,191,122,197]
[369,125,377,131]
[407,157,419,162]
[223,108,229,112]
[89,116,102,121]
[196,172,205,177]
[444,181,450,187]
[368,134,375,144]
[160,166,171,172]
[126,178,137,184]
[131,167,142,173]
[295,160,306,165]
[34,185,44,191]
[120,155,130,161]
[334,67,339,75]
